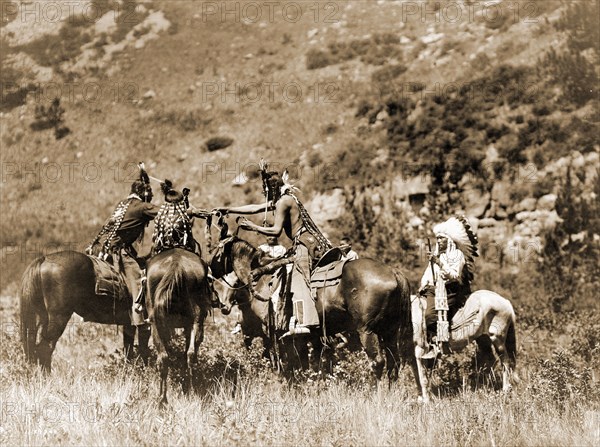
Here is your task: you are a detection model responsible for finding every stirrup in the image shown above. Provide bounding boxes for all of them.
[421,343,441,360]
[134,276,146,305]
[280,317,312,339]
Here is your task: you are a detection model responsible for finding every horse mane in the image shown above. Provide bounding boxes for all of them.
[230,238,258,265]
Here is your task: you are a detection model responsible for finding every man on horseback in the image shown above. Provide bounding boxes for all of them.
[87,163,159,328]
[418,215,478,356]
[151,180,223,309]
[151,180,199,256]
[215,160,333,336]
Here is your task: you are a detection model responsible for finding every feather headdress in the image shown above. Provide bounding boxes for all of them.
[433,215,479,283]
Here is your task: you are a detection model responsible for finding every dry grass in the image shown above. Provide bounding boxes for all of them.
[1,312,599,446]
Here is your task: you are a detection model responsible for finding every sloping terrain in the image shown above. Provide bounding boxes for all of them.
[0,0,598,295]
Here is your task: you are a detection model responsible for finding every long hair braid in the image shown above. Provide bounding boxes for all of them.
[289,193,333,251]
[151,201,192,255]
[89,198,135,258]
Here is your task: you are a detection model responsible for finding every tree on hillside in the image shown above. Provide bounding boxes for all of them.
[540,165,599,312]
[555,0,600,57]
[542,0,599,106]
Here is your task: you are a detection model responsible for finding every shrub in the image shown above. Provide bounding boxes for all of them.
[30,98,71,140]
[528,351,597,409]
[206,136,234,152]
[306,33,402,70]
[371,64,406,84]
[306,49,332,70]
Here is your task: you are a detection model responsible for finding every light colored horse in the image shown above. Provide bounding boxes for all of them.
[411,290,517,403]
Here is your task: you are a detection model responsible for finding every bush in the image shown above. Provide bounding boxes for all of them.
[306,33,402,70]
[30,98,71,140]
[371,64,406,84]
[528,351,598,409]
[306,49,332,70]
[206,136,234,152]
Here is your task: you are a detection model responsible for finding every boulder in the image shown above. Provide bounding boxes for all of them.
[491,181,511,209]
[306,189,346,226]
[392,175,431,198]
[478,218,499,228]
[462,186,490,218]
[514,197,537,213]
[409,216,424,229]
[537,193,557,211]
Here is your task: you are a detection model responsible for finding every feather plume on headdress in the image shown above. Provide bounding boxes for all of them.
[433,215,479,283]
[281,169,300,195]
[138,162,150,185]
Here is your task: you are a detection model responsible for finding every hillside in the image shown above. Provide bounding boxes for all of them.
[0,2,599,445]
[1,0,598,296]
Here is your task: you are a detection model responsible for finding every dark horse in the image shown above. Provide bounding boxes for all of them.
[210,237,416,383]
[216,272,281,368]
[145,248,212,405]
[19,251,150,372]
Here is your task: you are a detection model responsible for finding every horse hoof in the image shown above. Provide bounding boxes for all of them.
[417,396,430,404]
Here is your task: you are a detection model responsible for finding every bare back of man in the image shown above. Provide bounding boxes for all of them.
[218,181,323,334]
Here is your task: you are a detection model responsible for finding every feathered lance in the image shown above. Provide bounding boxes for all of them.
[427,237,436,282]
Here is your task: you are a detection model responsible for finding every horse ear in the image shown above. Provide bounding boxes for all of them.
[220,222,229,240]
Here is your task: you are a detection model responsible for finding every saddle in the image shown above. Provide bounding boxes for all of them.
[88,255,130,301]
[310,249,348,291]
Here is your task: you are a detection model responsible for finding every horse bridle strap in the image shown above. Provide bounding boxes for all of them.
[215,274,271,303]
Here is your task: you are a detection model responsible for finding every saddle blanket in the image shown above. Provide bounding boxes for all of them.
[310,259,347,289]
[88,255,129,301]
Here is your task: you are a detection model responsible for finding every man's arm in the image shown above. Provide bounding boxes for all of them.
[219,203,275,215]
[239,196,292,237]
[439,251,465,281]
[420,266,435,290]
[187,206,211,219]
[142,203,160,220]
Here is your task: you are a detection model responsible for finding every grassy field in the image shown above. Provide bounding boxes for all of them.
[1,289,599,446]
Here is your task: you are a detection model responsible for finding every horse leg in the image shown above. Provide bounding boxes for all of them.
[186,322,203,395]
[358,330,385,380]
[490,332,512,393]
[475,335,496,388]
[137,325,151,366]
[152,325,170,406]
[413,346,431,403]
[382,331,400,384]
[123,325,136,362]
[37,310,71,373]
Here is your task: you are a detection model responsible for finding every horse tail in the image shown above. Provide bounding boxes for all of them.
[506,312,517,369]
[20,256,45,363]
[393,268,414,362]
[152,262,185,326]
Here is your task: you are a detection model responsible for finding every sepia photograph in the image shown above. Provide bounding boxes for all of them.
[0,0,598,445]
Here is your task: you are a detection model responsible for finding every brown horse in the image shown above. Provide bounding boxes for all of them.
[210,237,416,383]
[19,251,150,372]
[145,248,212,405]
